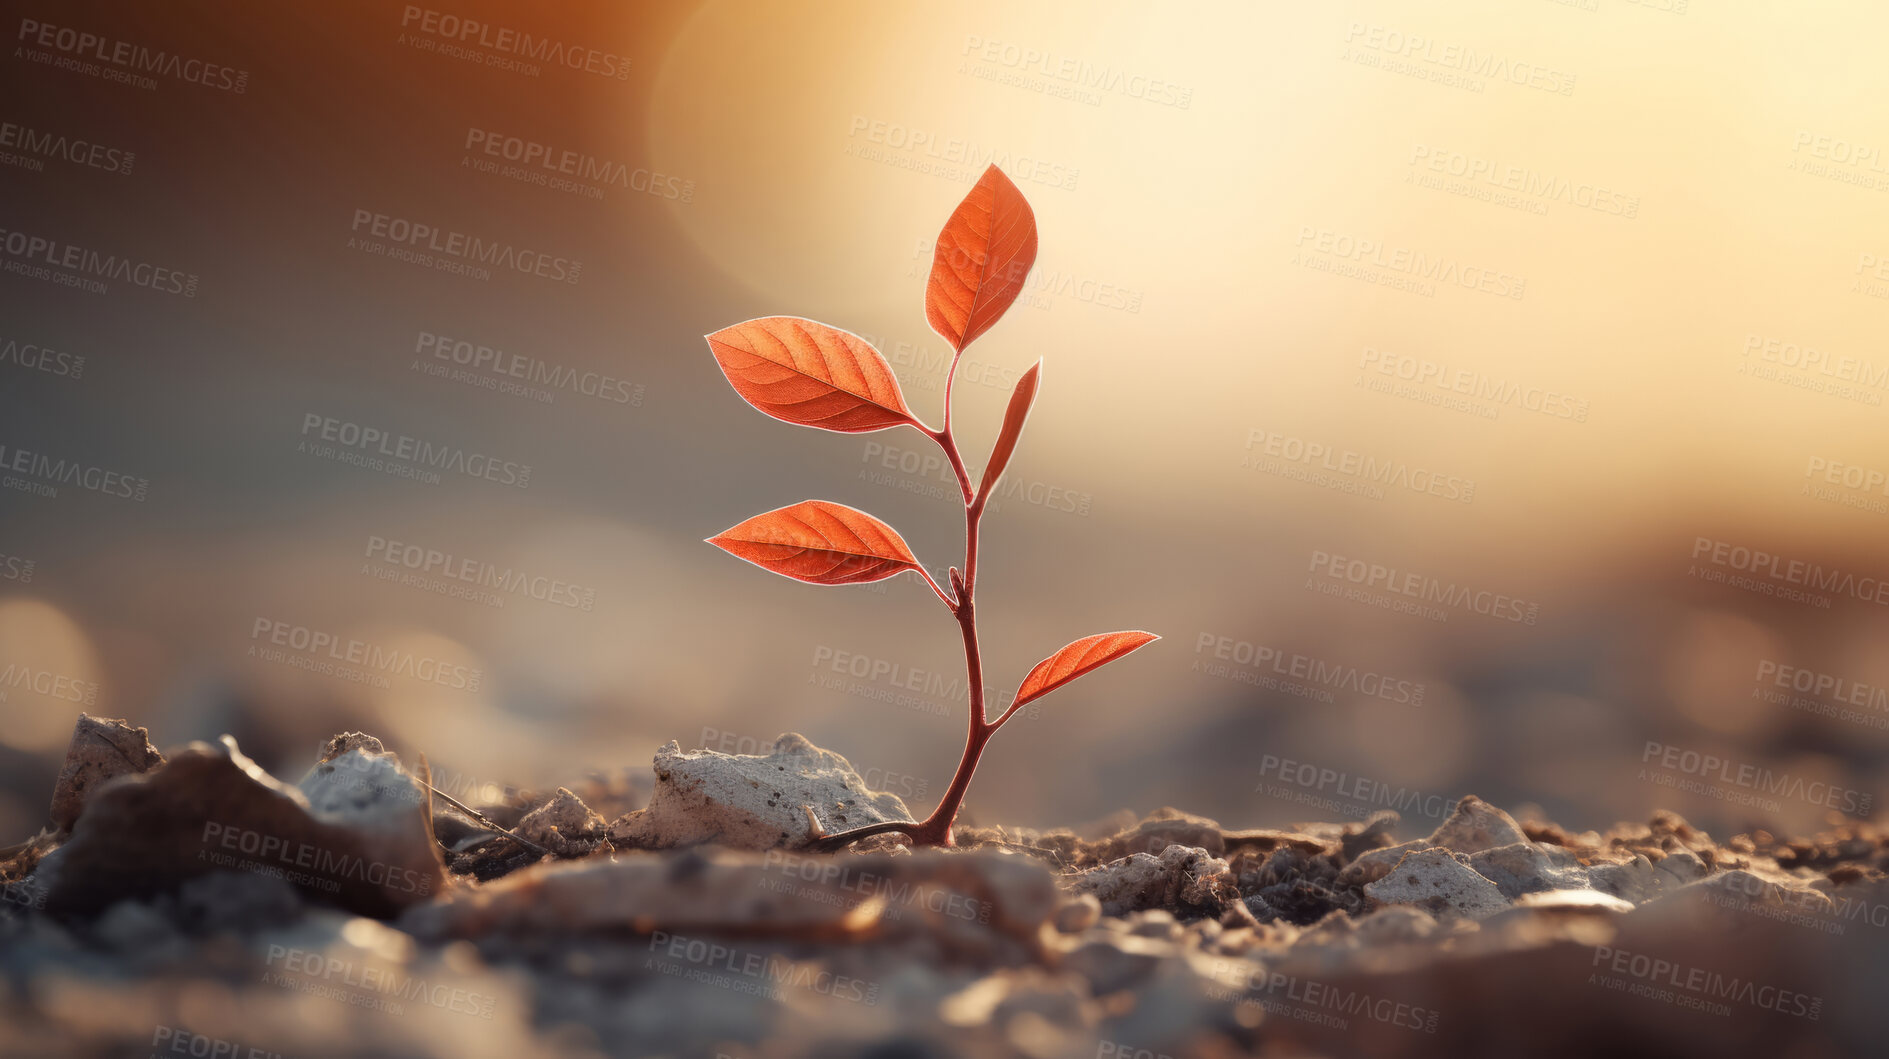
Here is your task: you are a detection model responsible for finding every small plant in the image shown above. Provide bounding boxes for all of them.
[703,165,1157,850]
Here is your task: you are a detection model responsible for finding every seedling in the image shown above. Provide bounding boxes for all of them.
[703,165,1157,850]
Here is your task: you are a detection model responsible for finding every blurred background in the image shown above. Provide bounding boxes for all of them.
[3,0,1887,845]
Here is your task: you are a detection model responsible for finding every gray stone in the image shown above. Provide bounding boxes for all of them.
[608,733,912,851]
[1425,795,1528,855]
[1468,841,1590,899]
[37,735,444,919]
[1585,850,1710,906]
[1363,847,1510,920]
[1337,839,1425,888]
[317,731,388,761]
[1090,808,1227,860]
[1052,893,1102,933]
[516,787,606,857]
[1066,844,1239,918]
[49,714,164,831]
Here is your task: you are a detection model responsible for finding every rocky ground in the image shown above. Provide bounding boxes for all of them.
[1,716,1883,1058]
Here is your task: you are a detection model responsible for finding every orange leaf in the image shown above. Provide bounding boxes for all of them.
[706,317,917,433]
[926,165,1039,352]
[1014,631,1159,708]
[707,500,921,585]
[977,359,1040,501]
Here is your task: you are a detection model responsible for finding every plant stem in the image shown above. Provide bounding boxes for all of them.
[808,353,1002,852]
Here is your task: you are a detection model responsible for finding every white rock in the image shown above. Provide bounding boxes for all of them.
[39,736,443,919]
[300,746,430,823]
[515,787,605,857]
[1468,841,1591,899]
[1585,851,1709,905]
[1065,844,1238,918]
[1363,847,1510,920]
[1426,796,1529,855]
[609,733,912,851]
[1337,839,1425,888]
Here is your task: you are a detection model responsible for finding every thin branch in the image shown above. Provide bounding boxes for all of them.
[988,696,1028,731]
[922,425,973,505]
[915,565,957,611]
[428,784,551,857]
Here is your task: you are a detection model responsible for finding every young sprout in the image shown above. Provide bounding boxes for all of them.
[703,165,1157,850]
